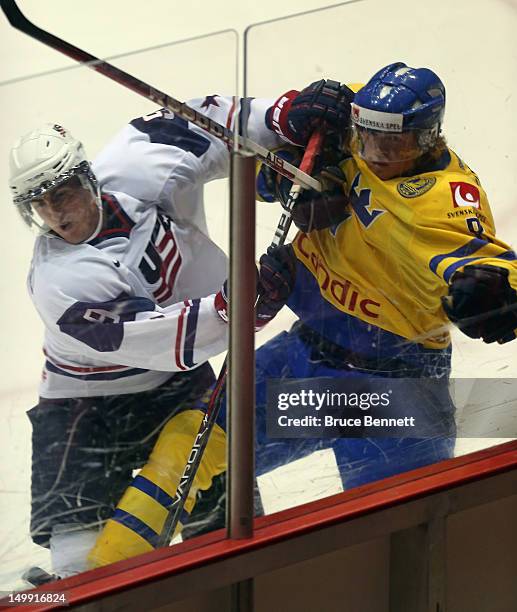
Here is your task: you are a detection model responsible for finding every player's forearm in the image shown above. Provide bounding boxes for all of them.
[51,294,228,373]
[245,97,285,149]
[121,296,228,371]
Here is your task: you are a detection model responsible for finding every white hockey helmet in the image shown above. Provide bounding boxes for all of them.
[9,123,100,232]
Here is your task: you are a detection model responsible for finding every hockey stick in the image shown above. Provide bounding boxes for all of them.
[157,128,325,545]
[0,0,321,192]
[270,127,325,247]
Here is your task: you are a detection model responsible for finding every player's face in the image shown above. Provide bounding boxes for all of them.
[31,176,100,244]
[354,128,420,180]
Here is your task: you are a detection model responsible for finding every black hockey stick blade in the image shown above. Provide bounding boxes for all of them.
[0,0,321,191]
[0,0,168,99]
[2,0,96,63]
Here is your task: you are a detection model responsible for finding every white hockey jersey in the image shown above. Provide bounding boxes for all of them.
[29,96,282,398]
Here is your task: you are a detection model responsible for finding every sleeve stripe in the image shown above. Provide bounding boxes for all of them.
[183,299,200,368]
[429,238,487,276]
[174,303,189,371]
[429,238,516,281]
[173,299,201,371]
[111,509,160,548]
[130,476,193,527]
[43,348,129,373]
[45,360,148,381]
[442,250,517,283]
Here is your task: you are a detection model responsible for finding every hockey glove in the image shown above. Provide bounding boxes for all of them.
[214,245,296,329]
[256,244,297,327]
[441,264,517,344]
[265,80,355,146]
[287,188,350,234]
[258,153,349,233]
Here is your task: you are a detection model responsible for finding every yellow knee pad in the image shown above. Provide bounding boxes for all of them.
[88,409,226,568]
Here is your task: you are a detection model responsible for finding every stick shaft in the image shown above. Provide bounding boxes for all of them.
[270,127,325,247]
[157,359,227,546]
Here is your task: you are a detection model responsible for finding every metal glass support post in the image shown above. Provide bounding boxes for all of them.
[228,150,256,612]
[228,150,256,540]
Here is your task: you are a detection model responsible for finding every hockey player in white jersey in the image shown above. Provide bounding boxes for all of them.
[8,94,308,577]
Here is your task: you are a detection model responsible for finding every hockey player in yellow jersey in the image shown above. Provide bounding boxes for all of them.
[291,98,517,351]
[253,64,517,488]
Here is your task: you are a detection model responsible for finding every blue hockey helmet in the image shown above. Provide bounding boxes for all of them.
[353,62,445,131]
[351,63,445,165]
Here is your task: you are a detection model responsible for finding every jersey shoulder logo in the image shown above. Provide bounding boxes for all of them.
[397,177,436,199]
[201,95,220,109]
[449,181,480,209]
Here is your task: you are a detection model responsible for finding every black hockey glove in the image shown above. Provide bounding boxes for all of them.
[256,244,297,327]
[214,245,296,330]
[266,79,355,146]
[258,153,349,233]
[287,188,350,234]
[441,264,517,344]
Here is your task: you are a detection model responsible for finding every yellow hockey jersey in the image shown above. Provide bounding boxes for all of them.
[290,148,517,351]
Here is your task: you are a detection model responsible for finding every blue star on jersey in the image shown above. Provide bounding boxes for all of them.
[201,95,220,110]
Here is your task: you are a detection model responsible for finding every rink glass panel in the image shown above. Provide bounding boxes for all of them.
[0,31,237,589]
[0,0,516,594]
[245,1,517,515]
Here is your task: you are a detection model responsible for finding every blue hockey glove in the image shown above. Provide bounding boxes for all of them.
[266,80,355,146]
[441,264,517,344]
